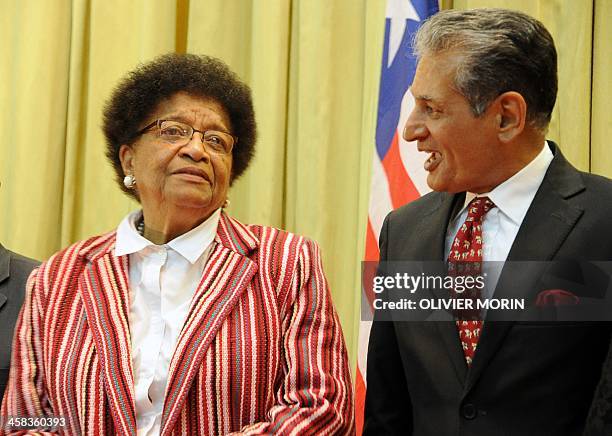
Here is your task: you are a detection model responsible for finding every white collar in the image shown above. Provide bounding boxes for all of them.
[461,141,554,225]
[115,208,222,264]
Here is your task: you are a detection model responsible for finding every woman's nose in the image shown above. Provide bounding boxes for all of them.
[180,133,210,162]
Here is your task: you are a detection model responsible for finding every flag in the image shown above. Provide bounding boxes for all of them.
[355,0,438,433]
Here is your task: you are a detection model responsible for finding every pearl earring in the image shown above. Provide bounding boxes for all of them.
[123,174,136,189]
[223,198,231,208]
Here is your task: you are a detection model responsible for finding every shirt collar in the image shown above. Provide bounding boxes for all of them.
[461,141,554,225]
[115,210,150,257]
[114,208,222,264]
[167,208,221,264]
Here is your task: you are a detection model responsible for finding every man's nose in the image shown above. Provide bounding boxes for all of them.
[402,110,427,142]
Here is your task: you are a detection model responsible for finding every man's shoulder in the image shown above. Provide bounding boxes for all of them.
[548,141,612,203]
[387,191,451,224]
[579,170,612,198]
[7,250,39,273]
[555,160,612,212]
[0,245,38,277]
[0,247,38,296]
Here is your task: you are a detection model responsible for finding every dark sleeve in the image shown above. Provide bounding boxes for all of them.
[0,254,38,401]
[584,335,612,436]
[363,214,413,435]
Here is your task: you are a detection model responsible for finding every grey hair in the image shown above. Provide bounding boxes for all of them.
[414,8,557,131]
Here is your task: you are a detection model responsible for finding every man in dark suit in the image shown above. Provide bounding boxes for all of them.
[0,244,38,400]
[364,8,612,436]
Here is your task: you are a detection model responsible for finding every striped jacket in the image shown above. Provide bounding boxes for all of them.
[1,213,354,435]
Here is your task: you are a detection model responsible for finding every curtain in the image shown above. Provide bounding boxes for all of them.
[1,0,609,369]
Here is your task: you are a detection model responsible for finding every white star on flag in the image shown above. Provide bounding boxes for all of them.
[385,0,421,67]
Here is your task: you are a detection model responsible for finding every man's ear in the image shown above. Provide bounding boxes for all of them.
[494,91,527,143]
[119,144,134,175]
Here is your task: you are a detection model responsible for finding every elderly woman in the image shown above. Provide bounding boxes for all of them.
[1,54,354,435]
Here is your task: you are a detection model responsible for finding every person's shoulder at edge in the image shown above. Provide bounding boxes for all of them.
[577,169,612,197]
[4,248,39,270]
[547,144,612,207]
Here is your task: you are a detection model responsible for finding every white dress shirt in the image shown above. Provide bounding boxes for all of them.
[445,142,554,297]
[115,208,221,436]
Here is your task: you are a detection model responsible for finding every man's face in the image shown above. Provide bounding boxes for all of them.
[403,51,501,193]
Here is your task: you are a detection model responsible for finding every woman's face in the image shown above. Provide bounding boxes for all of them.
[119,92,233,221]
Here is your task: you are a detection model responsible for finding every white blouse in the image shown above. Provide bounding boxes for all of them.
[115,208,221,435]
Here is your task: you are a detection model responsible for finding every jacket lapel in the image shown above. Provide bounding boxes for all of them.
[466,143,586,391]
[434,194,472,383]
[79,236,137,436]
[160,213,258,435]
[409,193,470,383]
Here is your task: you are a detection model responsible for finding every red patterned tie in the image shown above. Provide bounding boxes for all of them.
[448,196,495,365]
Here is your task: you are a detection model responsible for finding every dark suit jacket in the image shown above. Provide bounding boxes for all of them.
[364,143,612,436]
[585,335,612,436]
[0,244,38,400]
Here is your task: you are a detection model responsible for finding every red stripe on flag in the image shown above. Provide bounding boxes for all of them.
[355,367,367,436]
[364,219,380,262]
[362,220,380,310]
[358,3,437,433]
[382,131,421,208]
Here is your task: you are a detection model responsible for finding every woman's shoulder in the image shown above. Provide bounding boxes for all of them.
[22,232,116,300]
[244,223,318,252]
[41,231,117,271]
[221,214,313,253]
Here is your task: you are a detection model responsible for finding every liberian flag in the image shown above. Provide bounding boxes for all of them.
[355,0,438,433]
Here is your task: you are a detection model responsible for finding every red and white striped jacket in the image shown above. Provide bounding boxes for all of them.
[1,213,354,435]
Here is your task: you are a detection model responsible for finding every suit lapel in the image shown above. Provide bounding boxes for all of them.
[412,193,470,383]
[160,213,258,435]
[466,144,586,391]
[435,194,472,383]
[79,242,136,436]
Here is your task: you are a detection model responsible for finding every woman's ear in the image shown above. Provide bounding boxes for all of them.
[119,144,134,175]
[495,91,527,143]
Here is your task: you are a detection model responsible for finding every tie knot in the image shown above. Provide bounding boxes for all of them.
[466,196,495,221]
